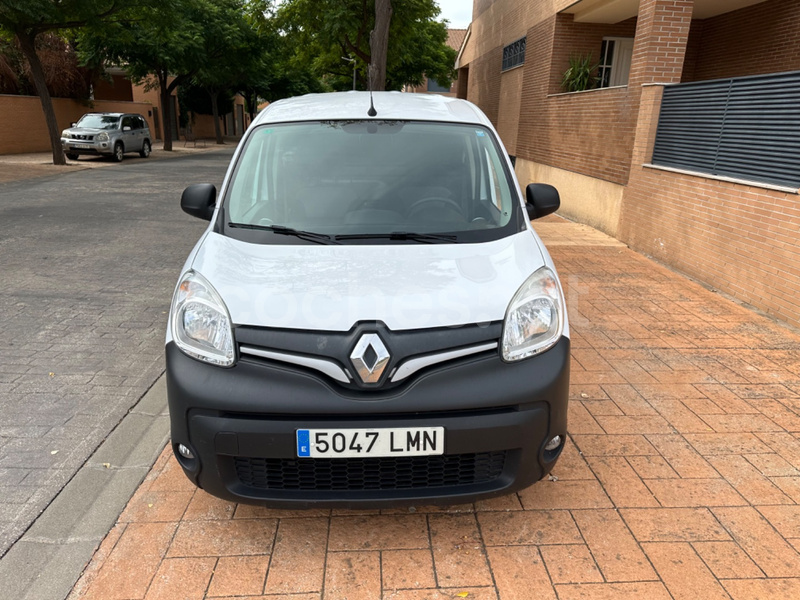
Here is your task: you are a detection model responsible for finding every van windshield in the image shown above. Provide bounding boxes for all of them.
[223,121,524,244]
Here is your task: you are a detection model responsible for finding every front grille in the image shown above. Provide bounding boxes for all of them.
[70,133,94,140]
[234,451,507,491]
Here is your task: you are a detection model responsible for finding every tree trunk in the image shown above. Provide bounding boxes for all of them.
[247,90,257,122]
[159,79,174,152]
[210,91,223,145]
[369,0,392,91]
[17,31,66,165]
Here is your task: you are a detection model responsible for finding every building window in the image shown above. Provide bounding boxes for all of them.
[597,37,634,88]
[502,37,526,71]
[427,78,451,93]
[597,40,614,88]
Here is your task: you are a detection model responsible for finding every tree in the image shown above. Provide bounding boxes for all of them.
[369,0,391,91]
[178,82,234,143]
[0,34,91,97]
[190,0,262,144]
[238,0,324,118]
[0,0,125,165]
[278,0,456,92]
[79,0,211,151]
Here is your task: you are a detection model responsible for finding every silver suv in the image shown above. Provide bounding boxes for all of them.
[61,113,152,162]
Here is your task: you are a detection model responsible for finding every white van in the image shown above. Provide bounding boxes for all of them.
[166,92,569,507]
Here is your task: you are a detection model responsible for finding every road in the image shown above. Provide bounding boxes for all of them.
[0,147,235,557]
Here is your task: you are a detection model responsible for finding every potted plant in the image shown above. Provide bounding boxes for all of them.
[561,53,599,92]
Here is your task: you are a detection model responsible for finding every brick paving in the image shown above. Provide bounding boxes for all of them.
[70,217,800,600]
[0,148,234,556]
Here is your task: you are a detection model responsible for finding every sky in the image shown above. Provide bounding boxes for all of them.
[436,0,472,28]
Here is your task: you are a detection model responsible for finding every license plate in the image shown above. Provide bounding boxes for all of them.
[297,427,444,458]
[71,144,92,149]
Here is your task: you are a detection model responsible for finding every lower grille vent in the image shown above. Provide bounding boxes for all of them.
[234,452,507,491]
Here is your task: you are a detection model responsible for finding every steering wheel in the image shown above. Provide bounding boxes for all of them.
[257,217,274,226]
[407,196,463,217]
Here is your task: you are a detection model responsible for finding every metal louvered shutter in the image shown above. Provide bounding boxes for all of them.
[652,71,800,188]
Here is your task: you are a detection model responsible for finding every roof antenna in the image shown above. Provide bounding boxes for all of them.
[367,64,377,117]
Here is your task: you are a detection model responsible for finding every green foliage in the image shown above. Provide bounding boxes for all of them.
[191,0,259,90]
[0,0,120,35]
[0,34,90,97]
[77,0,207,88]
[178,82,234,115]
[561,53,599,93]
[277,0,456,91]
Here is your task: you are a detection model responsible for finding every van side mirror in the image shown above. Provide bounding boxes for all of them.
[181,184,217,221]
[525,183,560,220]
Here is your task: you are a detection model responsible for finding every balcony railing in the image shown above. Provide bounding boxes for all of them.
[651,71,800,189]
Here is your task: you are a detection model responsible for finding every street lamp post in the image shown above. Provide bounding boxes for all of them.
[342,56,356,90]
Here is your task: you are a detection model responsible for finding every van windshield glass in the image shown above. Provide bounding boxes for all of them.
[224,120,522,244]
[76,115,120,130]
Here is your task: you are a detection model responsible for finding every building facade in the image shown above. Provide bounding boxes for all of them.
[405,29,468,96]
[458,0,800,328]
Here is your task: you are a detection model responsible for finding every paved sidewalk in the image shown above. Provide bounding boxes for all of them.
[70,217,800,600]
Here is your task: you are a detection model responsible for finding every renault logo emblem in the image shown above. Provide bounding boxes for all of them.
[350,333,390,384]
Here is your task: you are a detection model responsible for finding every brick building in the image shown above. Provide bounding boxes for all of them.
[404,29,468,96]
[457,0,800,328]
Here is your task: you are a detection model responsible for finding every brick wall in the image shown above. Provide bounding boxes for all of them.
[627,0,694,87]
[93,74,134,102]
[467,45,503,126]
[466,0,800,329]
[456,67,469,99]
[465,0,575,66]
[548,15,637,95]
[620,84,800,329]
[190,114,220,140]
[515,16,638,186]
[496,65,524,155]
[681,20,704,83]
[404,79,456,96]
[0,95,155,155]
[512,3,688,187]
[621,166,800,329]
[684,0,800,82]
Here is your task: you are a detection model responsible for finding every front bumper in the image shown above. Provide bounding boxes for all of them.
[61,139,112,155]
[166,336,570,508]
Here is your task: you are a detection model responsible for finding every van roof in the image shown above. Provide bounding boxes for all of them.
[253,92,490,127]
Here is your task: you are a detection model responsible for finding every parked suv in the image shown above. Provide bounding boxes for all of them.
[167,92,570,508]
[61,112,152,162]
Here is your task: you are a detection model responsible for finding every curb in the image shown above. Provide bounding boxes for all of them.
[0,375,170,600]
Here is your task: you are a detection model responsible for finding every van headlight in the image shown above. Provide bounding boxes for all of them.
[501,267,564,362]
[170,271,235,366]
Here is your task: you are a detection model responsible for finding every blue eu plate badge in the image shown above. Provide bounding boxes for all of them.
[296,430,311,457]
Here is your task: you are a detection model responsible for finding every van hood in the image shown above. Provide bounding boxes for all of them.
[190,231,546,331]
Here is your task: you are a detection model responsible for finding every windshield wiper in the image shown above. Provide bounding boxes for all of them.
[227,222,340,245]
[335,231,458,243]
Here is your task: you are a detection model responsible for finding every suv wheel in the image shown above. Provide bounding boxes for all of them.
[139,139,151,158]
[66,153,79,161]
[113,142,124,162]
